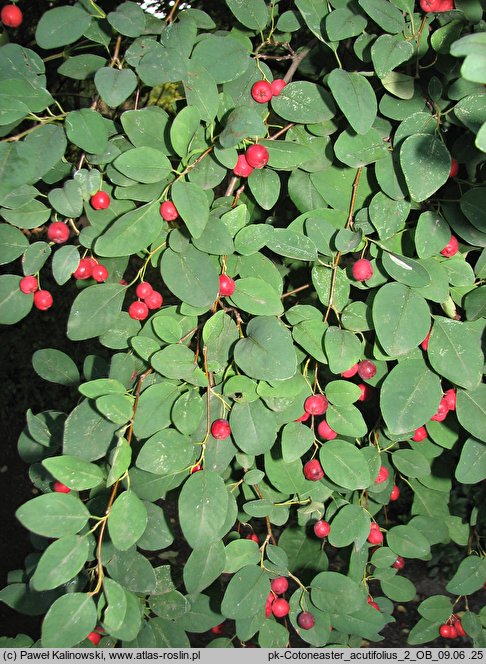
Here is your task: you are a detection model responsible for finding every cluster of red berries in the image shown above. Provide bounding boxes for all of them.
[368,522,383,545]
[301,394,338,441]
[19,276,53,311]
[341,359,377,381]
[439,614,467,639]
[419,0,454,11]
[266,576,290,619]
[251,79,287,104]
[233,144,270,178]
[128,282,163,321]
[160,201,179,222]
[74,257,109,283]
[1,3,22,27]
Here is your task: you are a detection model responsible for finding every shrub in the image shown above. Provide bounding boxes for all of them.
[0,0,485,649]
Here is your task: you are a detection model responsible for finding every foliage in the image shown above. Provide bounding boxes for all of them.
[0,0,485,649]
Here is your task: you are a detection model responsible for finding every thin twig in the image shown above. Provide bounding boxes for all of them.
[283,47,311,83]
[166,0,181,23]
[254,484,277,545]
[282,283,310,299]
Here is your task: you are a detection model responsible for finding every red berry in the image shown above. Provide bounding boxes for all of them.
[313,520,331,539]
[413,426,427,442]
[92,265,108,283]
[444,388,456,411]
[219,274,235,297]
[233,154,254,178]
[455,621,466,637]
[389,485,400,501]
[392,556,405,570]
[368,599,380,611]
[211,623,224,635]
[341,363,359,378]
[441,235,459,258]
[449,626,458,639]
[19,276,38,294]
[265,592,275,618]
[1,4,22,27]
[304,394,328,416]
[357,360,377,380]
[191,463,202,474]
[272,598,290,618]
[86,631,101,646]
[160,201,179,221]
[136,282,153,299]
[53,481,71,494]
[303,459,324,481]
[33,290,53,311]
[317,419,337,441]
[211,418,231,440]
[246,533,259,543]
[420,0,454,10]
[271,577,289,595]
[128,301,149,321]
[47,222,70,244]
[358,383,372,402]
[271,79,287,96]
[297,611,315,630]
[90,191,110,210]
[295,412,310,422]
[251,80,273,103]
[449,158,459,178]
[352,258,373,281]
[421,331,431,351]
[374,465,389,484]
[431,397,449,422]
[73,258,93,280]
[368,526,383,545]
[144,290,163,310]
[245,144,269,169]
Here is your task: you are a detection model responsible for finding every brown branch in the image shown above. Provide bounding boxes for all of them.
[282,283,310,299]
[284,47,311,83]
[166,0,181,23]
[225,175,239,198]
[254,484,277,546]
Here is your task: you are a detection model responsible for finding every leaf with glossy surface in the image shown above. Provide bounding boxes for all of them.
[400,134,450,202]
[41,593,96,647]
[36,7,92,49]
[32,349,79,386]
[320,440,371,489]
[108,491,148,551]
[0,274,33,324]
[230,399,277,455]
[42,455,103,490]
[171,180,209,239]
[31,536,89,591]
[328,70,377,135]
[178,471,229,549]
[221,565,270,619]
[387,525,431,559]
[446,556,486,595]
[67,284,125,341]
[183,541,226,594]
[456,438,486,484]
[456,385,486,442]
[16,493,90,538]
[160,246,219,308]
[225,0,269,30]
[428,318,482,391]
[271,82,335,124]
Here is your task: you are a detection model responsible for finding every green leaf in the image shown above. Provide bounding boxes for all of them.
[408,617,442,645]
[31,536,89,591]
[248,168,281,210]
[41,593,96,647]
[265,451,310,495]
[171,180,209,239]
[387,525,431,559]
[428,318,482,391]
[96,202,163,258]
[381,575,416,602]
[178,471,229,549]
[400,134,450,202]
[328,70,377,135]
[456,438,486,484]
[102,578,128,633]
[312,265,350,311]
[225,0,269,30]
[234,316,297,381]
[358,0,405,33]
[52,245,81,286]
[183,541,226,594]
[415,212,451,258]
[373,283,430,356]
[325,9,367,41]
[457,385,486,443]
[108,2,146,38]
[371,35,414,79]
[221,565,270,619]
[192,35,249,85]
[136,429,194,476]
[32,348,79,386]
[230,278,283,316]
[295,0,328,40]
[64,398,119,461]
[328,504,370,549]
[311,571,365,615]
[36,7,92,49]
[0,95,29,125]
[334,128,389,167]
[418,595,453,623]
[281,422,315,463]
[170,106,200,157]
[324,327,361,374]
[320,440,371,489]
[22,242,51,276]
[121,107,171,153]
[230,400,277,455]
[65,109,108,154]
[326,381,362,405]
[58,54,107,80]
[224,540,260,574]
[94,67,137,107]
[0,224,28,264]
[160,246,219,308]
[114,147,171,184]
[380,359,442,435]
[271,82,335,124]
[369,192,410,240]
[67,284,125,341]
[42,455,103,490]
[326,404,368,437]
[446,556,486,595]
[108,490,148,551]
[393,450,430,478]
[16,493,90,538]
[0,274,33,325]
[183,66,219,124]
[266,229,317,261]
